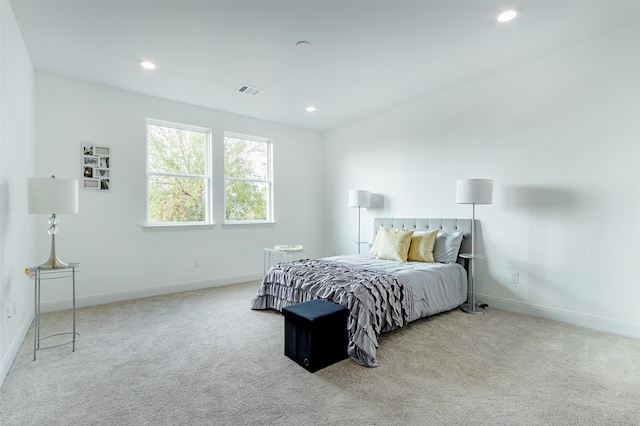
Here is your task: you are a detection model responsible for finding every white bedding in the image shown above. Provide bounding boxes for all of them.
[326,254,468,322]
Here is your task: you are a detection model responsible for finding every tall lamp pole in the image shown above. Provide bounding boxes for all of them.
[348,190,371,254]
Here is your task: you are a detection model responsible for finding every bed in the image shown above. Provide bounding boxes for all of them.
[250,218,471,367]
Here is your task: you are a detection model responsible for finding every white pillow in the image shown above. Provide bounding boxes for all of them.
[433,231,464,263]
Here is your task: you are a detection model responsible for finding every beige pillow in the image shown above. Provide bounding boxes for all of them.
[407,230,439,262]
[374,227,414,262]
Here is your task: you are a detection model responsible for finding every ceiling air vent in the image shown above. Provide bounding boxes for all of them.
[237,85,263,96]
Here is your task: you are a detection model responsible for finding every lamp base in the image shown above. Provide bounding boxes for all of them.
[37,232,68,269]
[461,304,485,315]
[37,255,68,269]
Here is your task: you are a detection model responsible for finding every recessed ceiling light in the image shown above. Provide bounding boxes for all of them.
[139,61,156,70]
[296,41,312,50]
[497,9,519,23]
[305,106,316,112]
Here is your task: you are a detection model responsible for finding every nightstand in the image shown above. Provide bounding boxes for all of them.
[29,263,79,360]
[263,248,308,275]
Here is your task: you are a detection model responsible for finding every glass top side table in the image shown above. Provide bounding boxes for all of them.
[263,248,308,275]
[29,263,80,360]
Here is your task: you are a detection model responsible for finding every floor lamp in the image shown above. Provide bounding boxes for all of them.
[348,190,370,254]
[456,179,493,314]
[28,176,79,269]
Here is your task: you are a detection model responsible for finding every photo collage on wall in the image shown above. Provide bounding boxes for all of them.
[82,143,111,191]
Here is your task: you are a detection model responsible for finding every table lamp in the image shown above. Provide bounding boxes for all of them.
[28,176,79,268]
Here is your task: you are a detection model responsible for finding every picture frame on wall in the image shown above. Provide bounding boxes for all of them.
[83,179,99,189]
[81,142,111,191]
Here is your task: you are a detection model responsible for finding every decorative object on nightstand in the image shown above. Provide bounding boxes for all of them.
[348,190,370,254]
[27,176,79,269]
[456,178,493,314]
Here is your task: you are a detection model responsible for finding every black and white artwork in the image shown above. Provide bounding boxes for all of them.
[81,143,111,191]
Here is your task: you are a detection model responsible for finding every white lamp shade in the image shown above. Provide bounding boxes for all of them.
[456,179,493,205]
[348,190,371,208]
[28,177,79,214]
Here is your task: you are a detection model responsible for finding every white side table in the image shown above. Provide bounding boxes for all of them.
[29,263,80,360]
[263,248,308,275]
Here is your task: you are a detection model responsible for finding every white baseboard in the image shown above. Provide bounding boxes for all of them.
[477,293,640,339]
[0,307,35,388]
[40,272,263,313]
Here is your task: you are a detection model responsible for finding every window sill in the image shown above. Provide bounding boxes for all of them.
[222,221,276,228]
[143,223,215,232]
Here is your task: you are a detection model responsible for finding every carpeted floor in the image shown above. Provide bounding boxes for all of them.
[1,281,639,425]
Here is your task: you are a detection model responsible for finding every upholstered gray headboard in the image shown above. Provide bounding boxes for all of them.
[372,218,473,260]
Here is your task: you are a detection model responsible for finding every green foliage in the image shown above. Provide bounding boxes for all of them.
[149,176,206,223]
[147,124,207,223]
[224,137,269,221]
[225,180,267,221]
[148,125,205,175]
[146,126,271,223]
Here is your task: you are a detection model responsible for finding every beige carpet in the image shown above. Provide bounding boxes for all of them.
[1,281,639,425]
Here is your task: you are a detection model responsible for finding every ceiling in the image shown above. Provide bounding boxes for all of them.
[9,0,640,132]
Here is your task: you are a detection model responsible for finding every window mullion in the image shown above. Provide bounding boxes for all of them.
[150,171,205,179]
[225,177,268,184]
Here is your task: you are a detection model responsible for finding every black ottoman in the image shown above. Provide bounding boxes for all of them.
[282,299,349,372]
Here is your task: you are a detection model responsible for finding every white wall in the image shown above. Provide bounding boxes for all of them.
[323,22,640,338]
[34,74,324,309]
[0,0,36,386]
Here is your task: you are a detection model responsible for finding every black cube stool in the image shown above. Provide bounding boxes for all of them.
[282,299,349,373]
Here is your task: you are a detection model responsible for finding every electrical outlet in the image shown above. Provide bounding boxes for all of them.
[510,271,520,284]
[194,259,200,269]
[5,306,11,322]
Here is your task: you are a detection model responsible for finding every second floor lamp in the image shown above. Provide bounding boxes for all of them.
[348,190,370,254]
[456,178,493,314]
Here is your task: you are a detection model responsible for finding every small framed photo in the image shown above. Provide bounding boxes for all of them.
[81,142,111,191]
[95,146,110,156]
[83,156,99,166]
[83,179,99,189]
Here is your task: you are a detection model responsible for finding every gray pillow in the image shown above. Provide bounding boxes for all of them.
[433,231,464,263]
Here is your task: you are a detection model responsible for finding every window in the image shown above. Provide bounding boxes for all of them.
[146,120,211,225]
[224,132,272,223]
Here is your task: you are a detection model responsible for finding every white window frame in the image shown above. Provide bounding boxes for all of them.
[145,119,213,228]
[223,132,273,224]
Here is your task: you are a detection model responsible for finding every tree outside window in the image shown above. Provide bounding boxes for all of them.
[224,133,272,222]
[147,121,211,224]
